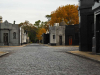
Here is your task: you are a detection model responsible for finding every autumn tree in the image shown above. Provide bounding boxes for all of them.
[49,4,79,26]
[19,21,38,43]
[36,28,46,43]
[19,20,49,43]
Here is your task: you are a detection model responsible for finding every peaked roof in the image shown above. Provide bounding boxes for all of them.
[4,20,8,23]
[59,18,67,26]
[4,20,12,25]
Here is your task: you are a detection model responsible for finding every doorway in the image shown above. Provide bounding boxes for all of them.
[96,14,100,53]
[3,33,8,45]
[59,36,62,45]
[69,36,72,45]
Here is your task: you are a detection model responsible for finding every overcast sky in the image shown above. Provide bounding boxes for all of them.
[0,0,78,24]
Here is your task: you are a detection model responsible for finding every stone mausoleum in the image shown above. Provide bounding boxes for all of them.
[65,24,79,45]
[92,0,100,53]
[42,33,50,44]
[0,16,29,46]
[49,19,79,46]
[79,0,100,53]
[42,29,50,44]
[78,0,94,52]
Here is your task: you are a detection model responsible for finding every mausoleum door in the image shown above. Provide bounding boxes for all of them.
[3,33,8,45]
[59,36,62,45]
[69,36,72,45]
[96,14,100,53]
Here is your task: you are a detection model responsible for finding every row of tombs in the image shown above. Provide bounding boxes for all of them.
[42,19,79,46]
[42,0,100,54]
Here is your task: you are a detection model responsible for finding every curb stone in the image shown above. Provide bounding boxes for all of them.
[0,52,9,57]
[39,43,79,47]
[66,51,100,63]
[0,43,31,47]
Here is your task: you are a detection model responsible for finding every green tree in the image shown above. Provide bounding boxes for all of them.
[34,20,41,28]
[45,15,51,21]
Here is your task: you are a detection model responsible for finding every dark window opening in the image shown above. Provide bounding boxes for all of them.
[13,32,16,39]
[53,35,55,39]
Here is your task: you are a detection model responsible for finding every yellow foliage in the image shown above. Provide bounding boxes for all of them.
[49,4,79,26]
[36,28,46,40]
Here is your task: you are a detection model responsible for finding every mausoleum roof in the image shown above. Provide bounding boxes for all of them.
[59,18,67,26]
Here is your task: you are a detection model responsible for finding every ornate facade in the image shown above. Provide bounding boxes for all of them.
[0,16,29,46]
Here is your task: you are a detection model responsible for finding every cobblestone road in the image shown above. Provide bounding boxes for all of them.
[0,43,100,75]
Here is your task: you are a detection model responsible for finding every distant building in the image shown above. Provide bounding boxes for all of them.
[49,19,79,46]
[65,24,79,45]
[42,29,50,44]
[42,33,50,44]
[0,16,29,46]
[20,26,29,45]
